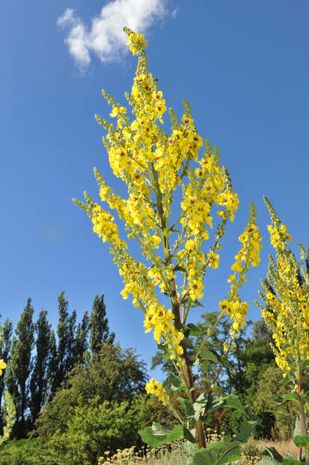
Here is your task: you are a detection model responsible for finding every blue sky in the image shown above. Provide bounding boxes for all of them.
[0,0,308,372]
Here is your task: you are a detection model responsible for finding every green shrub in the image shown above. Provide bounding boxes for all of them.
[0,439,55,465]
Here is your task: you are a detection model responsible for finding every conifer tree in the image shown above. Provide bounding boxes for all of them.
[75,311,90,365]
[90,295,115,355]
[50,292,77,393]
[47,329,58,396]
[30,310,52,423]
[7,298,34,435]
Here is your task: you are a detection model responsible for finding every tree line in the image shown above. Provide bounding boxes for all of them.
[0,293,114,438]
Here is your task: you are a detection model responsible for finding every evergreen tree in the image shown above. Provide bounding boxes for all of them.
[75,312,90,365]
[90,295,115,355]
[30,310,52,423]
[7,299,34,436]
[50,292,77,394]
[47,329,57,397]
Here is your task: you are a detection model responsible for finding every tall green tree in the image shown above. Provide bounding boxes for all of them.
[50,292,77,394]
[7,299,34,436]
[90,295,115,355]
[75,311,90,365]
[29,310,52,423]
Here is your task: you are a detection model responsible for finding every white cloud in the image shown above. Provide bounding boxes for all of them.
[58,0,168,69]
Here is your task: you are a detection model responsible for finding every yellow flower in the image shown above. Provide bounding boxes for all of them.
[127,31,148,55]
[0,359,6,375]
[149,235,161,249]
[145,379,169,405]
[208,250,219,269]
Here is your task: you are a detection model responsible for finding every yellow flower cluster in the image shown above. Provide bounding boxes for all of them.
[144,303,184,357]
[126,31,148,56]
[219,206,261,336]
[177,238,206,302]
[91,205,125,249]
[219,299,249,334]
[268,223,292,251]
[75,29,253,374]
[0,359,6,376]
[145,379,169,405]
[258,199,309,374]
[230,222,262,275]
[181,152,239,239]
[117,255,184,358]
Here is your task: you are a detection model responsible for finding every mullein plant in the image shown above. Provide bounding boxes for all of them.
[0,329,15,446]
[74,29,262,455]
[257,198,309,462]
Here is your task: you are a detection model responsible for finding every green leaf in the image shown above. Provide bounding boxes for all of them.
[183,427,196,444]
[179,398,194,417]
[235,421,256,443]
[139,423,184,448]
[224,394,246,414]
[167,374,182,391]
[193,441,241,465]
[190,299,204,308]
[293,435,309,448]
[276,392,300,404]
[199,348,219,363]
[186,323,205,337]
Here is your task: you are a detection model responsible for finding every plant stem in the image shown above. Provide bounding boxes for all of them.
[151,163,206,449]
[296,355,307,462]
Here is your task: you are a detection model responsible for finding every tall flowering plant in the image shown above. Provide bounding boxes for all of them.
[74,29,261,452]
[257,198,308,462]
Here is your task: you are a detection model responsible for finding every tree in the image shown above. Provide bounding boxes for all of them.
[90,295,114,355]
[75,311,90,365]
[35,342,150,465]
[50,292,77,394]
[75,29,262,449]
[40,398,151,465]
[7,298,34,436]
[29,310,52,423]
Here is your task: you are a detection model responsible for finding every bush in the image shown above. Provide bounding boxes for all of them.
[0,439,55,465]
[43,397,152,465]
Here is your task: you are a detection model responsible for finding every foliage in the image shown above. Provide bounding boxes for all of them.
[90,295,115,354]
[33,342,151,464]
[6,298,34,436]
[0,438,55,465]
[29,310,52,423]
[253,367,297,440]
[0,292,115,438]
[42,398,151,465]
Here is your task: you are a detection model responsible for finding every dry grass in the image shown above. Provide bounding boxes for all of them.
[98,443,188,465]
[98,437,298,465]
[258,439,298,458]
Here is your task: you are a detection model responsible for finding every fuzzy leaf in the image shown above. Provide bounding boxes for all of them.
[235,421,256,442]
[139,423,184,448]
[224,394,246,414]
[193,441,241,465]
